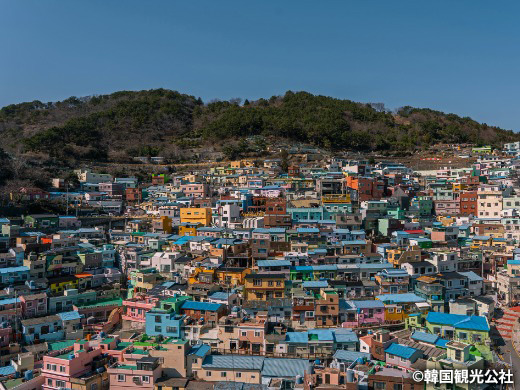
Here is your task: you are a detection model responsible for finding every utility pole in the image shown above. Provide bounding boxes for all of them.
[66,184,69,216]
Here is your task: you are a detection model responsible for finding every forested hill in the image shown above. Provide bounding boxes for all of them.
[0,89,518,161]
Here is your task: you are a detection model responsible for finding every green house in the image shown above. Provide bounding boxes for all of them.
[24,214,59,229]
[425,312,490,345]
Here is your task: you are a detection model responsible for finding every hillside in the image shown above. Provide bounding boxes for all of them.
[1,89,518,164]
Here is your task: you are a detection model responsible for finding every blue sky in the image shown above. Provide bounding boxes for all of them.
[2,1,520,130]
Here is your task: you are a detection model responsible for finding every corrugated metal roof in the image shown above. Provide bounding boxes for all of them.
[350,300,385,309]
[333,329,358,343]
[262,357,312,378]
[333,350,370,362]
[57,311,82,321]
[411,330,438,344]
[309,329,334,341]
[202,355,264,370]
[302,281,329,289]
[426,312,490,331]
[296,228,320,233]
[257,260,291,267]
[182,301,222,312]
[285,332,308,343]
[188,344,211,357]
[376,293,426,304]
[384,343,419,359]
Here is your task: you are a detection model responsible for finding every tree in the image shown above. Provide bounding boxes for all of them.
[280,149,289,172]
[64,171,81,189]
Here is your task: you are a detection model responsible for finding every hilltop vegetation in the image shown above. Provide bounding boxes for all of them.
[1,89,518,163]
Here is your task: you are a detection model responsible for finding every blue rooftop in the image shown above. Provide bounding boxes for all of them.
[376,293,426,304]
[384,343,420,359]
[57,311,82,321]
[333,350,370,362]
[411,330,438,344]
[189,344,211,357]
[426,312,490,331]
[302,280,329,289]
[182,301,222,312]
[350,300,385,309]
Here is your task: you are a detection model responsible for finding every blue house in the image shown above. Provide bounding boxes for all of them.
[145,309,186,339]
[0,266,30,286]
[21,314,64,343]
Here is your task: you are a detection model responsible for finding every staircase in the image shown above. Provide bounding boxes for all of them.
[496,307,520,340]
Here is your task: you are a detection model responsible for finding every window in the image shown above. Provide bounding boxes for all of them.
[118,374,125,382]
[56,381,65,388]
[236,372,242,378]
[241,331,247,336]
[254,331,261,337]
[91,383,98,390]
[221,372,227,378]
[206,372,212,377]
[142,376,150,383]
[253,279,262,286]
[47,379,53,386]
[155,316,162,323]
[394,384,403,390]
[166,326,178,333]
[59,366,66,372]
[374,382,386,390]
[155,326,162,332]
[459,332,467,340]
[388,354,394,359]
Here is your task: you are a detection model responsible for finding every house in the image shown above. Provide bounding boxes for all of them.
[244,274,286,301]
[24,214,59,229]
[145,310,186,339]
[20,293,48,318]
[181,301,226,327]
[425,312,490,345]
[56,311,83,340]
[342,300,385,328]
[384,343,422,371]
[194,355,312,384]
[21,314,64,343]
[376,293,427,322]
[108,357,162,390]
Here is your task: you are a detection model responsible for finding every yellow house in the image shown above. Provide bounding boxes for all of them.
[387,246,422,267]
[178,223,199,236]
[49,275,79,293]
[376,294,429,323]
[215,267,251,287]
[471,235,492,249]
[180,207,212,226]
[188,267,216,285]
[437,215,456,226]
[244,274,285,301]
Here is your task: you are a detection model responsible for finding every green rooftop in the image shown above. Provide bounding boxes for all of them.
[117,365,137,370]
[48,340,75,351]
[76,298,123,309]
[101,338,116,344]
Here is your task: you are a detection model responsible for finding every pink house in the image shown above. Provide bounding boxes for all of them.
[108,356,162,390]
[20,293,48,318]
[122,295,159,328]
[384,343,423,372]
[342,300,385,328]
[180,183,209,199]
[42,341,104,390]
